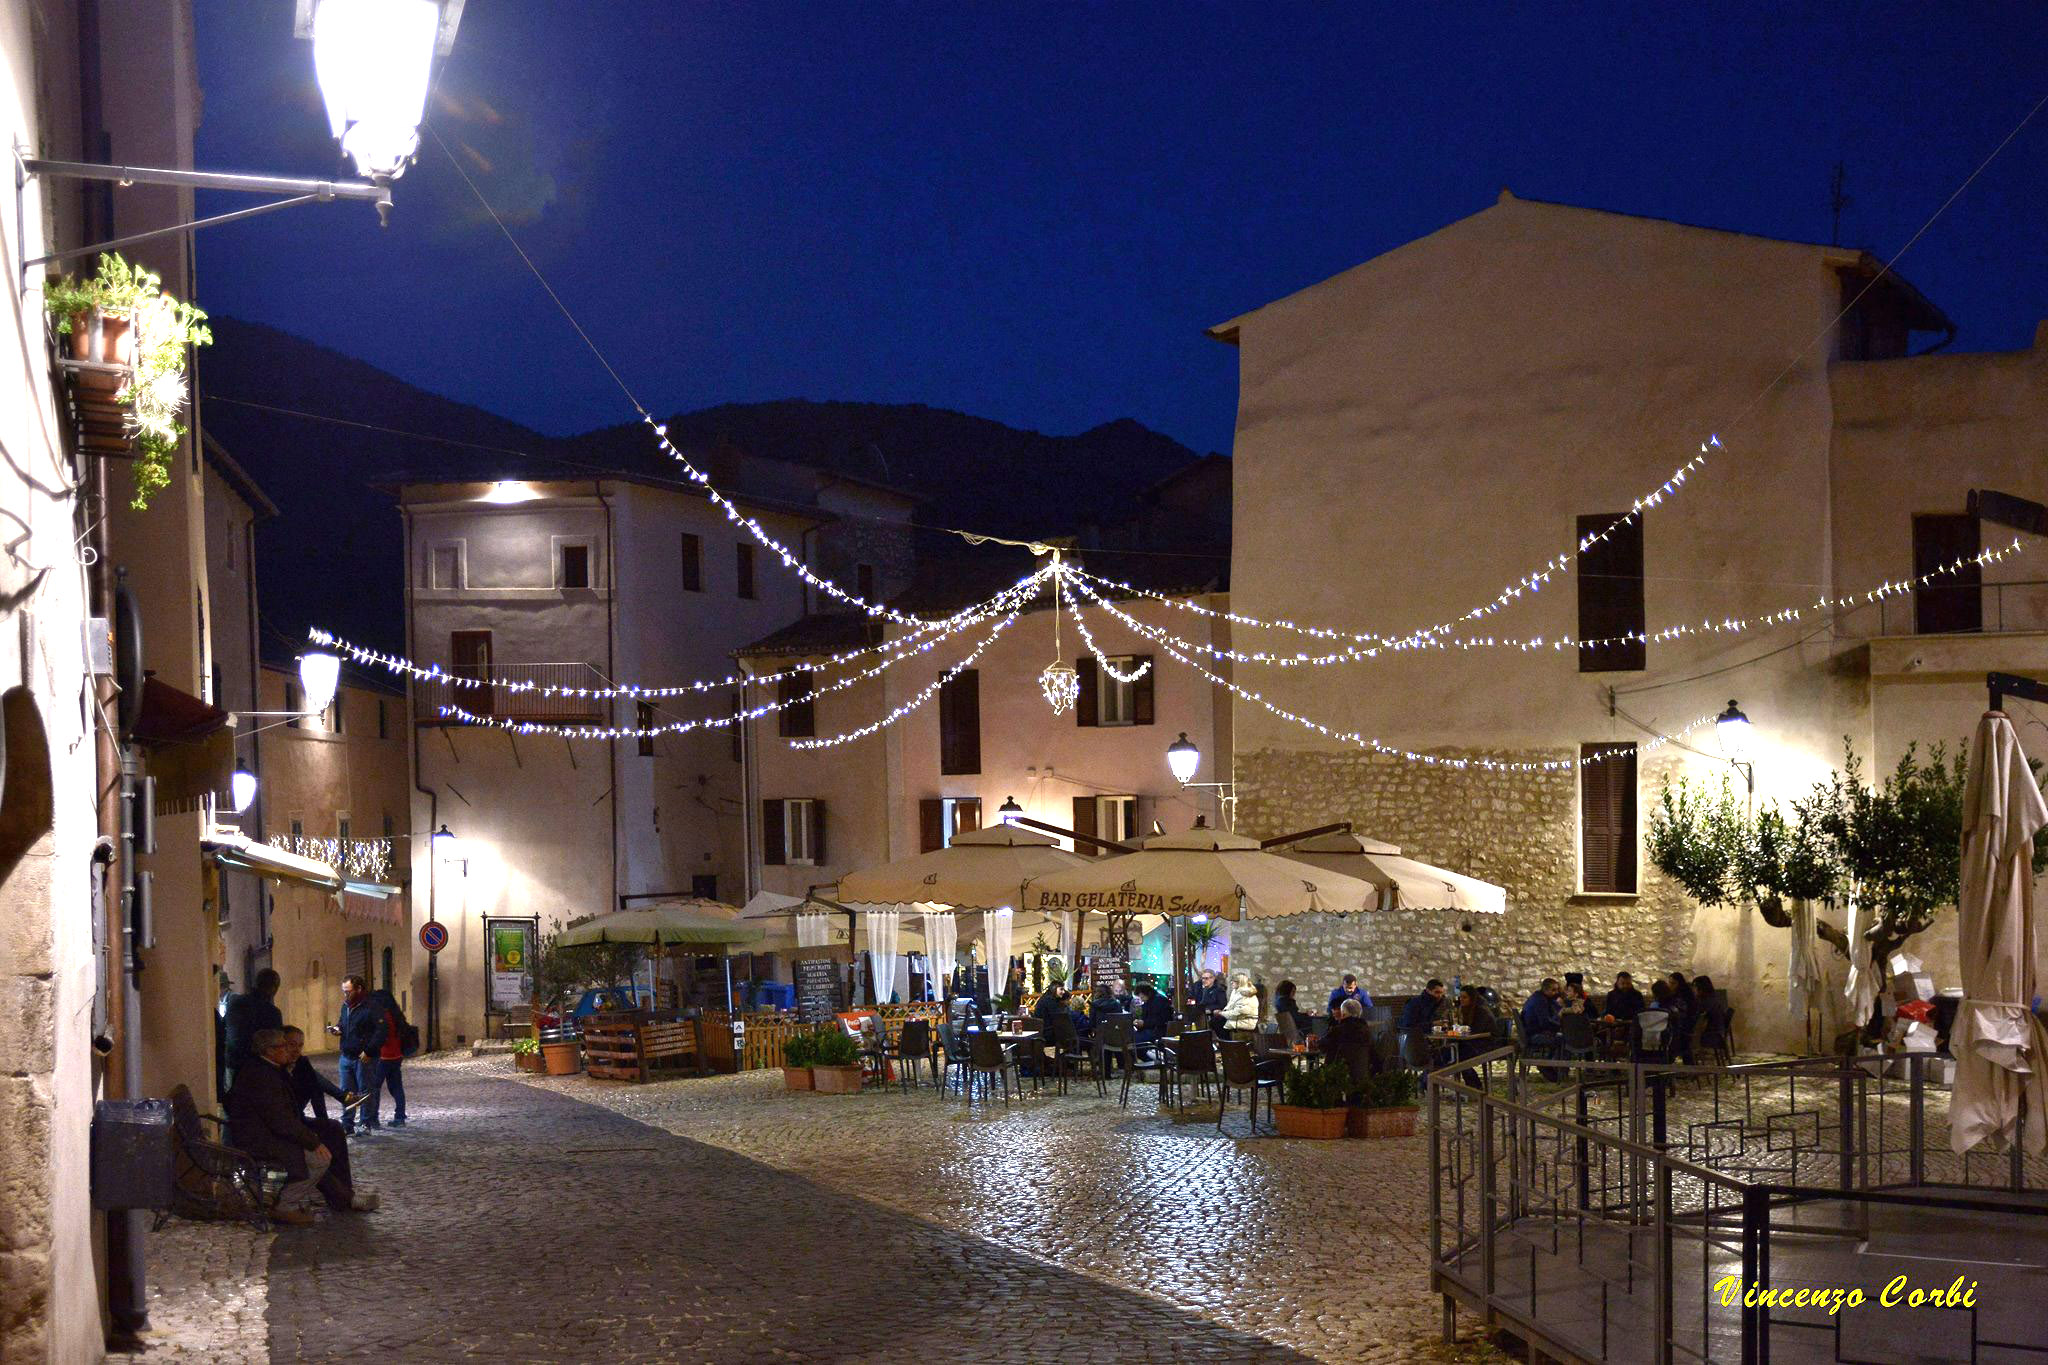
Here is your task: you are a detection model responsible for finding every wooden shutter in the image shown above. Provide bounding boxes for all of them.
[810,800,827,864]
[919,798,945,854]
[778,673,815,738]
[1576,514,1646,673]
[1579,743,1638,893]
[1075,657,1098,727]
[761,799,786,865]
[953,799,980,836]
[939,669,980,775]
[1131,655,1155,725]
[451,630,494,719]
[1912,513,1981,634]
[1073,796,1099,857]
[680,533,702,591]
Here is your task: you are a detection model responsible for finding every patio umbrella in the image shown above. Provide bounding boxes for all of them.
[1950,710,2048,1155]
[1271,830,1507,914]
[1024,826,1380,921]
[835,823,1089,910]
[557,902,766,1016]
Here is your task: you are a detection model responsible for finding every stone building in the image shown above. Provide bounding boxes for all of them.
[1213,192,2047,1052]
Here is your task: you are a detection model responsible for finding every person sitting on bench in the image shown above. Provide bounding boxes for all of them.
[280,1026,378,1213]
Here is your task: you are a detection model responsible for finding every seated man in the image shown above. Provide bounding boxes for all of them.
[1399,980,1447,1066]
[280,1026,378,1213]
[1134,981,1174,1047]
[1520,977,1565,1056]
[1319,998,1379,1101]
[1326,972,1372,1019]
[1601,972,1645,1024]
[225,1028,340,1226]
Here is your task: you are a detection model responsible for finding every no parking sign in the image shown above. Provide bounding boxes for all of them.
[419,920,449,954]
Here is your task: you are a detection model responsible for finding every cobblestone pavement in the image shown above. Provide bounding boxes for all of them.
[142,1216,271,1362]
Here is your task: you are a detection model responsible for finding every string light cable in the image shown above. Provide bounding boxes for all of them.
[430,569,1053,738]
[1063,570,1714,773]
[788,598,1035,751]
[1068,538,2028,667]
[1057,567,1151,683]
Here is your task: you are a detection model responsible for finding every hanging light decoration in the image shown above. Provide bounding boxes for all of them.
[1038,552,1079,715]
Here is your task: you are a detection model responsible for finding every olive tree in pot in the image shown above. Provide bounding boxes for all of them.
[1273,1057,1349,1138]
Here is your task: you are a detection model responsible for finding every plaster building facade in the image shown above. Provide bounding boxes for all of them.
[401,466,915,1045]
[1213,192,2047,1052]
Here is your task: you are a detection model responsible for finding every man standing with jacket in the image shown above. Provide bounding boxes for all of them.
[335,976,388,1136]
[222,969,283,1093]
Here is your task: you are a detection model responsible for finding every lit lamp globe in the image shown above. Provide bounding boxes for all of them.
[997,796,1024,826]
[230,765,258,815]
[431,823,458,861]
[298,651,342,716]
[1166,732,1201,786]
[305,0,446,179]
[1715,700,1753,764]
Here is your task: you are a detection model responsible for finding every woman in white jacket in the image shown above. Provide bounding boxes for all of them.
[1219,971,1262,1041]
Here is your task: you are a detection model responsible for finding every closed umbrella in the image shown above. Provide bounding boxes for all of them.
[1272,830,1507,914]
[1950,711,2048,1155]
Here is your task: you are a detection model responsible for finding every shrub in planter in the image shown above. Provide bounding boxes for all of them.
[780,1031,817,1090]
[511,1037,544,1073]
[1351,1069,1421,1139]
[808,1027,865,1094]
[1274,1058,1350,1139]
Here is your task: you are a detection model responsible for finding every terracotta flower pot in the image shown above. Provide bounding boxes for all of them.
[1272,1104,1347,1139]
[541,1041,581,1076]
[810,1064,863,1094]
[782,1065,814,1091]
[63,310,133,393]
[1363,1105,1419,1139]
[1344,1105,1372,1138]
[515,1051,545,1073]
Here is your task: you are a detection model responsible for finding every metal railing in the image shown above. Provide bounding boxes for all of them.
[1429,1049,2048,1364]
[413,661,611,725]
[1868,578,2048,637]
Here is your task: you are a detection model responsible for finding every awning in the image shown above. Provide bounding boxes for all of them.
[133,678,235,815]
[203,828,343,894]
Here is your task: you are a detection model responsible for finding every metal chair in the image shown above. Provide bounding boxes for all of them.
[966,1030,1018,1106]
[1633,1008,1672,1063]
[887,1018,937,1093]
[1217,1039,1281,1134]
[1042,1012,1093,1095]
[1558,1010,1597,1063]
[1166,1031,1217,1109]
[936,1021,973,1098]
[1699,995,1735,1066]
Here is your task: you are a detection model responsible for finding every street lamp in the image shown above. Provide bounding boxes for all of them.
[1166,732,1201,785]
[1716,699,1754,795]
[298,651,342,717]
[431,823,459,862]
[304,0,450,180]
[997,796,1024,826]
[230,765,259,815]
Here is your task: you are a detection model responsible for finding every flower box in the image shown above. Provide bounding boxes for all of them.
[782,1065,814,1091]
[810,1064,863,1094]
[515,1050,546,1073]
[1272,1103,1347,1139]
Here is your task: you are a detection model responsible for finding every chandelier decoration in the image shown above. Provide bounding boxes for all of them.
[1038,552,1081,715]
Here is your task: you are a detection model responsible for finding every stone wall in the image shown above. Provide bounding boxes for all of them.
[1230,746,1698,1012]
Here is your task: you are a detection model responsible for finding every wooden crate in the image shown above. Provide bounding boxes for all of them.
[580,1017,645,1081]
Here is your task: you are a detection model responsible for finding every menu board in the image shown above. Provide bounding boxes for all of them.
[794,955,846,1022]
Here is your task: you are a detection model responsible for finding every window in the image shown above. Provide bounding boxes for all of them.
[691,873,719,900]
[1075,656,1154,728]
[289,814,304,840]
[1912,513,1981,634]
[735,543,756,599]
[558,542,591,590]
[636,701,656,757]
[338,815,352,844]
[918,797,981,853]
[680,533,702,592]
[382,813,394,838]
[938,668,981,774]
[381,946,394,996]
[1579,742,1638,894]
[1577,514,1646,672]
[285,678,302,729]
[763,798,825,866]
[1070,794,1138,856]
[856,563,875,601]
[429,543,463,590]
[451,631,494,719]
[729,691,743,763]
[328,691,344,734]
[777,672,815,738]
[377,698,388,739]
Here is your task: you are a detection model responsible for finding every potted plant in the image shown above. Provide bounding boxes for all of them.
[1273,1057,1350,1138]
[808,1027,865,1094]
[540,1033,582,1076]
[1351,1068,1421,1139]
[511,1037,544,1073]
[43,253,211,509]
[780,1029,816,1090]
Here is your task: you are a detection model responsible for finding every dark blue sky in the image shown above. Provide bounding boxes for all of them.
[193,2,2048,454]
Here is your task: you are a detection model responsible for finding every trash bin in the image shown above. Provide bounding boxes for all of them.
[91,1098,175,1211]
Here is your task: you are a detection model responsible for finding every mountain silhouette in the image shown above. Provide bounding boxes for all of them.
[197,319,1210,658]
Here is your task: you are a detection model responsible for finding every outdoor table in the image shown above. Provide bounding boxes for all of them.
[1426,1028,1482,1068]
[996,1029,1043,1093]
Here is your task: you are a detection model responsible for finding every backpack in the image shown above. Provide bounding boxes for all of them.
[378,990,422,1058]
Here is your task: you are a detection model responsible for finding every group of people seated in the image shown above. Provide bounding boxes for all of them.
[1516,969,1725,1062]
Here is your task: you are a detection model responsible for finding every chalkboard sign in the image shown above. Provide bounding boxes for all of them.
[794,956,846,1022]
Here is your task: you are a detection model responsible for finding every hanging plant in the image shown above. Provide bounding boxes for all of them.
[44,253,211,510]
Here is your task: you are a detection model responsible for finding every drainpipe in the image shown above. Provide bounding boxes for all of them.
[739,660,759,902]
[596,482,620,919]
[401,502,440,1050]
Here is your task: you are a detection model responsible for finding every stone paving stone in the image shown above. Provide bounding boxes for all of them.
[142,1216,272,1362]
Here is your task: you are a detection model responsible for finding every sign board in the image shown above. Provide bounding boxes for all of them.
[791,948,849,1022]
[418,920,448,954]
[485,918,536,1011]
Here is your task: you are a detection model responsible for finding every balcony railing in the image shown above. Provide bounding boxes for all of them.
[1867,578,2048,637]
[414,662,611,726]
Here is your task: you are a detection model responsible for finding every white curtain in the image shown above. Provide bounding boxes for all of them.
[923,911,957,998]
[796,911,831,949]
[1789,898,1822,1044]
[1057,911,1077,968]
[1842,894,1879,1031]
[986,907,1014,984]
[866,909,901,1005]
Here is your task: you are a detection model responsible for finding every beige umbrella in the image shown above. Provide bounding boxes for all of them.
[1950,710,2048,1155]
[1272,831,1507,914]
[1024,826,1379,921]
[835,823,1089,911]
[555,902,763,947]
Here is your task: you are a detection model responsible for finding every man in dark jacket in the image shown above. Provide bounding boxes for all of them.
[279,1027,377,1213]
[1320,999,1379,1101]
[1135,982,1174,1046]
[221,969,283,1093]
[1326,973,1373,1019]
[1188,968,1228,1033]
[1601,973,1646,1025]
[1521,978,1564,1056]
[226,1029,336,1226]
[335,976,389,1135]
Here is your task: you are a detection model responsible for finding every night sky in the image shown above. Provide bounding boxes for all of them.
[192,2,2048,455]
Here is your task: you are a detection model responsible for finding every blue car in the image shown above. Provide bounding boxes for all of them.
[570,986,649,1021]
